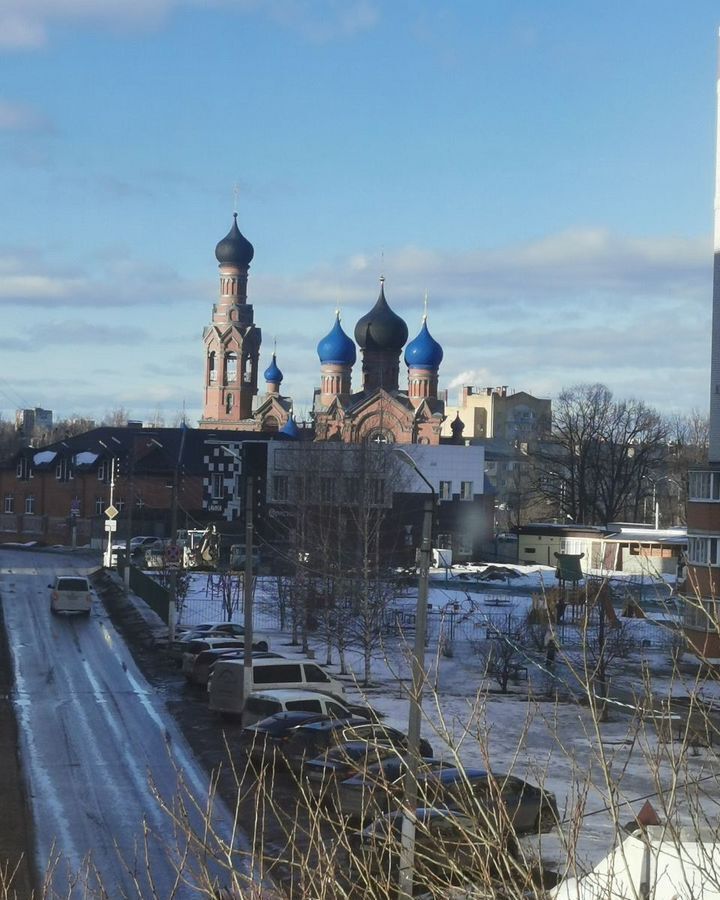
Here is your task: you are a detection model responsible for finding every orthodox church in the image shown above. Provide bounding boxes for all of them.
[199,216,448,444]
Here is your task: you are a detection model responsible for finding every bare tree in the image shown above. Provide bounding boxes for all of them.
[535,383,669,525]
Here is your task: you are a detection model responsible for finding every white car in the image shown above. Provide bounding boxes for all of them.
[110,536,164,566]
[49,576,93,615]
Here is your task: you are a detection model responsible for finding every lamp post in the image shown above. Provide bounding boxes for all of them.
[148,434,185,641]
[393,448,435,900]
[643,474,682,529]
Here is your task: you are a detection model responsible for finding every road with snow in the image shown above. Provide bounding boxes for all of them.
[0,548,252,898]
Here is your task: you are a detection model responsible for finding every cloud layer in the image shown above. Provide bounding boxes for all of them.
[0,224,711,423]
[0,0,378,49]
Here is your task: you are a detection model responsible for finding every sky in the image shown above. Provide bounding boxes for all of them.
[0,0,719,427]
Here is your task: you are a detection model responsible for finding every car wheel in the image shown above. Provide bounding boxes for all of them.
[256,641,268,652]
[50,605,58,616]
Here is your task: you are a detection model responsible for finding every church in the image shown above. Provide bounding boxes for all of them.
[198,215,454,445]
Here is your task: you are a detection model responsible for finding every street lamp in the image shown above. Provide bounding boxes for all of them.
[643,474,682,529]
[393,447,435,900]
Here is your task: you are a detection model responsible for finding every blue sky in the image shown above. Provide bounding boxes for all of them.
[0,0,717,426]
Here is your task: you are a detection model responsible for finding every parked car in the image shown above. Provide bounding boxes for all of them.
[208,657,345,716]
[240,712,365,762]
[168,622,270,660]
[110,535,163,565]
[180,638,246,679]
[435,771,559,834]
[282,719,432,774]
[335,757,452,824]
[303,741,399,801]
[241,688,353,728]
[186,649,284,688]
[355,806,519,891]
[49,575,93,616]
[338,762,558,833]
[285,720,433,774]
[238,709,344,764]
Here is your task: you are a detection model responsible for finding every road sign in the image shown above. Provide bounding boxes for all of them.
[70,499,80,517]
[165,543,181,567]
[105,505,119,519]
[104,520,117,532]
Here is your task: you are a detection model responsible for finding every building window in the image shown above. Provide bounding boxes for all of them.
[436,533,452,549]
[211,474,224,500]
[226,352,237,383]
[225,393,234,414]
[97,463,105,482]
[460,481,473,501]
[56,459,74,482]
[116,497,125,512]
[369,478,385,505]
[4,494,14,514]
[273,475,289,502]
[439,481,452,501]
[209,351,216,382]
[95,497,104,515]
[16,458,32,481]
[689,471,720,501]
[688,536,720,566]
[25,495,35,514]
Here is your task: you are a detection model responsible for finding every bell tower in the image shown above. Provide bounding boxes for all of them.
[199,214,261,428]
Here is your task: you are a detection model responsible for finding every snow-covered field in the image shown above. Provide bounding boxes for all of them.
[165,563,719,880]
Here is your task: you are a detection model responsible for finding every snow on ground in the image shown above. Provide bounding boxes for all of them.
[170,565,719,879]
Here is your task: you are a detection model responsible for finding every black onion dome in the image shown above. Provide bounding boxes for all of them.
[354,279,408,351]
[215,213,254,267]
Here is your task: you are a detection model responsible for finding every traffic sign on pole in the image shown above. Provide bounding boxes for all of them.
[105,505,119,519]
[104,520,117,532]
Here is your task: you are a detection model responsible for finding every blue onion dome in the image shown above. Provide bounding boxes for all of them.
[404,318,444,369]
[317,312,357,366]
[280,417,300,439]
[263,353,284,384]
[215,213,254,267]
[354,278,409,351]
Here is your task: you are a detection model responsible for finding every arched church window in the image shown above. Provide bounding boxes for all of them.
[226,352,237,383]
[226,394,234,414]
[264,416,279,433]
[243,356,252,383]
[366,429,394,445]
[208,352,216,383]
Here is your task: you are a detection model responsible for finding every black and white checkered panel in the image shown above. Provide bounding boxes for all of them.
[203,445,242,520]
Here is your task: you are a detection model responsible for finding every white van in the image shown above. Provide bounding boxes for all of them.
[209,657,345,716]
[49,576,93,615]
[241,689,352,727]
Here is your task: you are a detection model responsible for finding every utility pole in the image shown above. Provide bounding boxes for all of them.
[398,493,433,900]
[392,446,436,900]
[124,441,135,592]
[243,475,254,702]
[104,459,116,568]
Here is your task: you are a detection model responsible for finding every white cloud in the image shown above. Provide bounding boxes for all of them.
[0,225,712,421]
[0,99,52,132]
[0,0,377,50]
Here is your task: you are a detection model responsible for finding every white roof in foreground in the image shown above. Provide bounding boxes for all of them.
[552,826,720,900]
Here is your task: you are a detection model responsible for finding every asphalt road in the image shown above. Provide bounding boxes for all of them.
[0,549,253,899]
